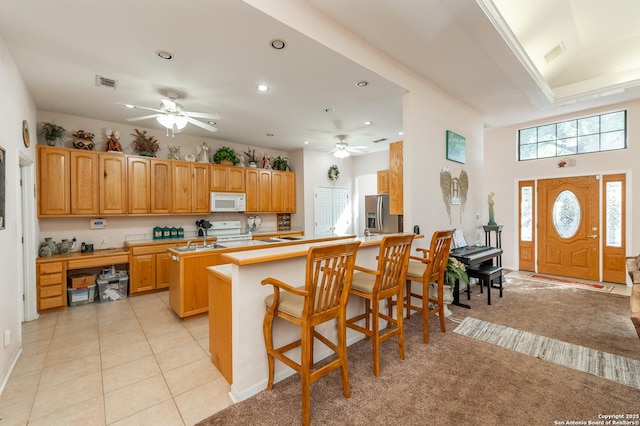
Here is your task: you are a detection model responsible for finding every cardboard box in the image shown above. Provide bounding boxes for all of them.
[68,273,95,289]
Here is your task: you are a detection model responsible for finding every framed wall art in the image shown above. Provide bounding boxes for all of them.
[446,130,466,164]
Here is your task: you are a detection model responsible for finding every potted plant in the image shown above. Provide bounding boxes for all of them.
[445,257,469,289]
[213,146,240,165]
[272,156,291,171]
[131,129,159,157]
[243,148,258,167]
[40,122,66,146]
[71,130,95,150]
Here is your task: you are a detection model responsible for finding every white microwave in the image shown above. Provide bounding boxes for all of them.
[210,192,246,212]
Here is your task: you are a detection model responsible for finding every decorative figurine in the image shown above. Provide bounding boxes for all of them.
[105,129,123,152]
[168,145,181,160]
[198,142,209,163]
[487,192,497,226]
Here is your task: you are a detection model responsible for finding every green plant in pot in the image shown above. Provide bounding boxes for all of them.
[444,257,469,288]
[272,156,292,171]
[40,122,66,146]
[131,129,159,157]
[243,147,258,167]
[213,146,240,165]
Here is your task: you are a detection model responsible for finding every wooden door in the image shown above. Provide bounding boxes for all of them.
[538,176,599,280]
[210,164,229,192]
[172,161,191,214]
[38,146,70,216]
[389,141,403,215]
[156,252,173,289]
[258,170,272,212]
[377,170,390,194]
[127,157,150,214]
[70,150,99,215]
[130,254,155,293]
[245,168,259,212]
[228,167,245,192]
[282,171,295,213]
[518,180,535,271]
[151,159,172,214]
[99,154,127,215]
[271,171,284,212]
[191,163,210,213]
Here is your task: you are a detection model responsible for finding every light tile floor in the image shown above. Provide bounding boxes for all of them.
[0,291,233,425]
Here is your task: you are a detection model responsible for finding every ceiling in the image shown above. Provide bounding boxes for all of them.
[1,0,638,154]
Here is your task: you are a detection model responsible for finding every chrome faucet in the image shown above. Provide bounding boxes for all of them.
[199,226,207,247]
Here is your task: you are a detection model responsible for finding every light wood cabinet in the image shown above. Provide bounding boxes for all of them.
[38,146,70,216]
[271,171,295,213]
[151,159,172,214]
[100,153,127,215]
[70,150,99,215]
[377,169,390,194]
[389,141,403,215]
[129,243,178,294]
[191,163,210,213]
[127,156,150,214]
[169,251,220,318]
[172,161,209,214]
[211,164,245,193]
[36,261,66,310]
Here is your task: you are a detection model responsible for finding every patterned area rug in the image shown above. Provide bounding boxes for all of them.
[454,317,640,389]
[520,273,615,292]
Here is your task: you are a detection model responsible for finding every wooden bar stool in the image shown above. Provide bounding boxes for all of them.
[465,264,503,305]
[262,241,361,426]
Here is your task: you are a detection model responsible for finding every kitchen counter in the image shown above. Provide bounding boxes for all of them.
[206,232,421,400]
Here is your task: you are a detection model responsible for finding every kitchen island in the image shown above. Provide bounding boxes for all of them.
[206,233,420,402]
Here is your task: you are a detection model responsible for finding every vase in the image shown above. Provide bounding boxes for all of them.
[46,139,57,147]
[57,239,72,254]
[39,237,57,257]
[139,151,156,157]
[248,162,257,168]
[73,139,95,150]
[429,283,454,318]
[220,159,233,166]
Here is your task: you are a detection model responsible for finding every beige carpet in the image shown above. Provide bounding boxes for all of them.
[197,274,640,425]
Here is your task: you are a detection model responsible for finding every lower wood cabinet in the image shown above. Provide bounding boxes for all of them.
[169,251,221,318]
[36,261,66,310]
[130,243,179,294]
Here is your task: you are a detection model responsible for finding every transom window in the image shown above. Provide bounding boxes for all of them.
[518,110,626,161]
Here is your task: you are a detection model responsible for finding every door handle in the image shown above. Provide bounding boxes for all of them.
[587,234,598,239]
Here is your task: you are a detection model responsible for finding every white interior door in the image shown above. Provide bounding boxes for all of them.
[314,186,351,235]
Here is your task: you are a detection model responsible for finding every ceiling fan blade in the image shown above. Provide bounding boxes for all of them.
[184,111,220,120]
[187,117,218,133]
[349,145,369,150]
[117,103,163,114]
[126,114,161,122]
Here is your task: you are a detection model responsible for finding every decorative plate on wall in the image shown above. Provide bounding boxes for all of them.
[22,120,30,148]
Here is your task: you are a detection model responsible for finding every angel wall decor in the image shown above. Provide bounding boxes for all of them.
[440,167,468,224]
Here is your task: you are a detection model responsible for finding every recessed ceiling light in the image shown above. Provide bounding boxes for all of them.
[156,50,173,60]
[325,108,335,113]
[270,39,286,49]
[257,84,269,92]
[364,121,372,126]
[356,81,368,87]
[303,141,310,145]
[398,131,404,136]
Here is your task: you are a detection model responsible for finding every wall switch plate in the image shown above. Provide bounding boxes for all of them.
[90,218,106,229]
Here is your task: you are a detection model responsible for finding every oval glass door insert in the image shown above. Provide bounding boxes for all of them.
[553,190,581,238]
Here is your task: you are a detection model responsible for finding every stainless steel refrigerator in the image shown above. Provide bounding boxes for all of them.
[365,194,403,234]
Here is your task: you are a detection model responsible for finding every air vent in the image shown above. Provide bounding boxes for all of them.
[95,75,118,89]
[372,138,388,143]
[544,43,565,63]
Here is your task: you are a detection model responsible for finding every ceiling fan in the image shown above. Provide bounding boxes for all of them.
[123,92,220,135]
[328,135,369,158]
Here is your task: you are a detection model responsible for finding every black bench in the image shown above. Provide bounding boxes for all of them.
[465,264,503,305]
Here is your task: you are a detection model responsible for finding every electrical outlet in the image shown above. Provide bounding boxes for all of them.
[71,237,77,250]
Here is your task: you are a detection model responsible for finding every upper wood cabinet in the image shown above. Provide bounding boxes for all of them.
[377,169,390,194]
[272,171,296,213]
[127,157,172,215]
[127,156,150,214]
[70,151,99,215]
[389,141,403,215]
[38,146,70,216]
[172,161,210,214]
[100,153,127,215]
[210,164,245,193]
[245,168,272,213]
[151,159,172,214]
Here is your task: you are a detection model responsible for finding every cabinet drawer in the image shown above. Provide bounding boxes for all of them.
[67,253,129,269]
[40,262,63,274]
[131,244,177,256]
[40,273,63,286]
[40,294,65,310]
[40,284,63,298]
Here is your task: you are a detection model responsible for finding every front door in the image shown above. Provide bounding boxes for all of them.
[537,176,599,281]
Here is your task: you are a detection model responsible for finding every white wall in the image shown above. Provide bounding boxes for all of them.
[0,35,38,392]
[484,100,638,275]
